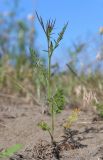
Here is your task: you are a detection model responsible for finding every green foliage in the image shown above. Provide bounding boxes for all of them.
[54,23,68,50]
[49,89,65,113]
[95,103,103,118]
[30,48,47,99]
[38,121,50,131]
[36,12,68,57]
[30,48,47,78]
[0,144,22,158]
[63,108,80,129]
[30,48,38,68]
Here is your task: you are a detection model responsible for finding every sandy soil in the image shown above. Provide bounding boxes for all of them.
[0,99,103,160]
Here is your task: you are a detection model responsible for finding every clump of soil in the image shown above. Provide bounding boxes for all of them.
[10,129,87,160]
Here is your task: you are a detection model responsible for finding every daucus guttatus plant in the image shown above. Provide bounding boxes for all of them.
[31,12,68,145]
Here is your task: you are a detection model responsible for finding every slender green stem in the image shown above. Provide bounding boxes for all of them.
[47,38,51,100]
[51,104,54,141]
[48,129,54,144]
[47,38,54,143]
[48,56,51,99]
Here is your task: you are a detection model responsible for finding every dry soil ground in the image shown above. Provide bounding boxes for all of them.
[0,98,103,160]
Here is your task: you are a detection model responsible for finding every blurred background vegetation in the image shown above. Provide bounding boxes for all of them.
[0,0,103,117]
